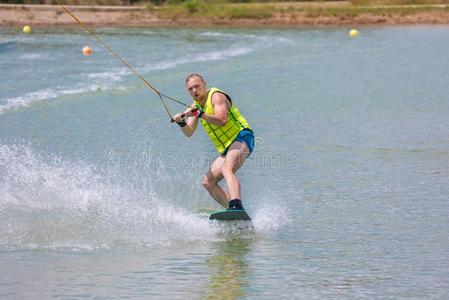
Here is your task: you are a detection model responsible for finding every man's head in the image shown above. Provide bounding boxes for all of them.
[185,73,207,102]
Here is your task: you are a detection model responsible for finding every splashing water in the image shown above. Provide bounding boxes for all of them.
[0,144,287,251]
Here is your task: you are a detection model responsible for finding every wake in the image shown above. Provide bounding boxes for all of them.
[0,143,288,251]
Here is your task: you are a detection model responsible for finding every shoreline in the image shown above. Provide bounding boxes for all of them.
[2,3,449,27]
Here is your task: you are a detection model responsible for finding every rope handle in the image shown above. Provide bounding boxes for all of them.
[170,107,199,123]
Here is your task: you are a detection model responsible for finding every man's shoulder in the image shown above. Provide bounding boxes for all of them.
[210,88,224,99]
[210,87,231,104]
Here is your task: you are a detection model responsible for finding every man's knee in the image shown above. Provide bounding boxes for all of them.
[202,176,217,190]
[221,163,234,177]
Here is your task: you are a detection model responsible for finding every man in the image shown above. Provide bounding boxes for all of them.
[173,74,254,211]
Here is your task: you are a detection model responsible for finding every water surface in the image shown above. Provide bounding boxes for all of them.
[1,26,449,299]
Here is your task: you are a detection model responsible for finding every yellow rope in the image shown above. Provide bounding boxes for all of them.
[55,0,176,120]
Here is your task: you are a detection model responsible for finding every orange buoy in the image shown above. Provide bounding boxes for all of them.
[82,46,93,56]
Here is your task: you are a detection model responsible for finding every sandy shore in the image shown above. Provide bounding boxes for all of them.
[2,3,449,27]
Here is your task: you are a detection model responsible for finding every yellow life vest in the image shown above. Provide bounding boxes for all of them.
[194,87,252,154]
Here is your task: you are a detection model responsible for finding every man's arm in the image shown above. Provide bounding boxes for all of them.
[174,92,230,135]
[173,106,199,137]
[201,93,229,126]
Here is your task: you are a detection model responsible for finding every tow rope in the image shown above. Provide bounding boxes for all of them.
[55,0,191,122]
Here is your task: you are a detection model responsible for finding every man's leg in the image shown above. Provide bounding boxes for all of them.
[203,156,229,208]
[221,141,250,204]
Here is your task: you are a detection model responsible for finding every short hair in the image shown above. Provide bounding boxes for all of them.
[185,73,204,84]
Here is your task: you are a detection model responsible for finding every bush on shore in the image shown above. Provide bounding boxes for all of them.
[1,0,446,5]
[0,0,139,4]
[153,0,448,20]
[351,0,448,4]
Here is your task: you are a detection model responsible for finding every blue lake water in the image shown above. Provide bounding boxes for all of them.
[1,26,449,299]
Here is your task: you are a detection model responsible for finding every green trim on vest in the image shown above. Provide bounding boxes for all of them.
[195,87,251,154]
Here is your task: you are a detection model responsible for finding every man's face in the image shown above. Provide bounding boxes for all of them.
[186,76,206,101]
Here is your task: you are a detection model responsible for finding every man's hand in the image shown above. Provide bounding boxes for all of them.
[173,104,202,134]
[173,113,187,127]
[173,113,184,122]
[184,105,204,119]
[192,106,204,118]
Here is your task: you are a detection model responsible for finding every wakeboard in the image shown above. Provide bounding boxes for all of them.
[209,209,251,221]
